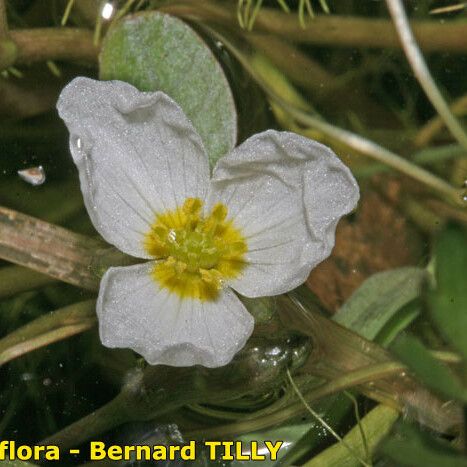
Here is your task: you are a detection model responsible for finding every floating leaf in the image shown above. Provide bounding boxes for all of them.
[430,226,467,360]
[391,334,467,403]
[334,267,427,341]
[99,12,237,167]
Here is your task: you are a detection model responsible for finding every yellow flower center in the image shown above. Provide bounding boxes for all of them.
[144,198,247,301]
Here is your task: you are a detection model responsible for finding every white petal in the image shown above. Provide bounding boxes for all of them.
[57,77,209,258]
[97,262,254,367]
[207,130,359,297]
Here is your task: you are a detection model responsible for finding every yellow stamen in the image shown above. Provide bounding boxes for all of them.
[144,198,247,301]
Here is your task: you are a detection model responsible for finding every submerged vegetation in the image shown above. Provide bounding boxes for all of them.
[0,0,466,466]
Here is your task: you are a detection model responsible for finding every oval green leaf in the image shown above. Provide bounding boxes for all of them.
[334,267,427,341]
[99,12,237,167]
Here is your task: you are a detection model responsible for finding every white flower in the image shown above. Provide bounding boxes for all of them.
[57,77,359,368]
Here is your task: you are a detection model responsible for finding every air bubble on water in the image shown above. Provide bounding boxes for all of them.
[101,2,114,20]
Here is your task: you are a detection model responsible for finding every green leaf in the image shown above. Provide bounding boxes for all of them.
[375,300,421,348]
[99,12,237,167]
[334,267,427,341]
[391,334,467,403]
[430,226,467,360]
[380,421,466,467]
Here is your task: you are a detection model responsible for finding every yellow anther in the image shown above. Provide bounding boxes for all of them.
[199,268,223,286]
[183,197,202,215]
[225,241,247,256]
[152,225,168,239]
[211,203,227,222]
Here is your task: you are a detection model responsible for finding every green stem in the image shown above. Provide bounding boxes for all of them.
[61,0,76,26]
[161,1,467,52]
[386,0,467,151]
[0,300,96,367]
[0,205,133,290]
[354,144,466,178]
[8,28,98,65]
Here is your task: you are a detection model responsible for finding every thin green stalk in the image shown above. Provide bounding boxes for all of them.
[303,405,399,467]
[318,0,330,14]
[46,60,61,77]
[93,1,105,45]
[386,0,467,151]
[112,0,138,25]
[0,300,96,367]
[345,391,370,464]
[276,0,290,13]
[237,0,245,28]
[287,370,372,467]
[61,0,76,26]
[354,144,466,178]
[247,0,263,30]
